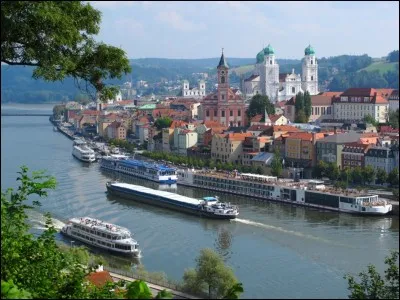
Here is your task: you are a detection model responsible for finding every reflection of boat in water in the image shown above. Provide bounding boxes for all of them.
[61,216,141,257]
[106,182,239,219]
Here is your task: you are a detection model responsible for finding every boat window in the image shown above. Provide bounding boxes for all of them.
[107,234,111,239]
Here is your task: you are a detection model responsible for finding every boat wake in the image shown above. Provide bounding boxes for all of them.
[232,218,342,246]
[27,210,65,230]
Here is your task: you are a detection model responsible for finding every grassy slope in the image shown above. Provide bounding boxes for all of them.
[358,60,398,73]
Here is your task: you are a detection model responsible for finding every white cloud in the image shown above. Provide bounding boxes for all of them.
[156,11,206,32]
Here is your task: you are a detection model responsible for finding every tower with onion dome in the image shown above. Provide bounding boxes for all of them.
[301,44,319,95]
[254,44,279,102]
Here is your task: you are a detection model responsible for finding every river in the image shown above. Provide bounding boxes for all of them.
[1,104,398,299]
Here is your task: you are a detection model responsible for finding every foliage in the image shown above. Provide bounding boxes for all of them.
[387,50,399,63]
[340,167,352,185]
[362,165,376,185]
[392,189,399,201]
[344,250,399,299]
[182,268,206,295]
[375,168,387,185]
[53,104,66,119]
[387,168,399,187]
[351,167,363,185]
[154,289,173,299]
[1,279,31,299]
[363,114,378,127]
[387,109,399,129]
[313,160,328,178]
[294,109,307,123]
[303,91,312,121]
[270,150,283,177]
[184,248,240,299]
[1,1,131,102]
[126,280,153,299]
[154,117,173,130]
[246,94,275,119]
[223,282,244,299]
[327,163,340,181]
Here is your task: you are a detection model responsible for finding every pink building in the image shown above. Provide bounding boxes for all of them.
[202,50,246,127]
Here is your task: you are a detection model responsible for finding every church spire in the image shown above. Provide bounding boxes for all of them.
[264,107,271,125]
[217,48,229,69]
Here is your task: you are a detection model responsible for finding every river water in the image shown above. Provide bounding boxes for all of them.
[1,104,399,299]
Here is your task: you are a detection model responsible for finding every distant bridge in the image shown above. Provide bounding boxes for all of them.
[1,113,52,116]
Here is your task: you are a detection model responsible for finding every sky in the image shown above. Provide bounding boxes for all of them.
[90,1,399,60]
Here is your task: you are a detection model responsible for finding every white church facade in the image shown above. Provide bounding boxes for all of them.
[181,79,206,99]
[243,44,319,102]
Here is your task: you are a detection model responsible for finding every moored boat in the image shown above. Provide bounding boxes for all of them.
[106,182,239,219]
[177,169,392,215]
[61,217,141,257]
[72,139,96,163]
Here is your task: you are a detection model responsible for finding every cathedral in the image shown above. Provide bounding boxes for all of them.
[242,44,319,102]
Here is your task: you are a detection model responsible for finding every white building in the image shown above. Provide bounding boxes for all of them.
[388,90,399,112]
[332,88,389,124]
[244,44,319,102]
[181,80,206,98]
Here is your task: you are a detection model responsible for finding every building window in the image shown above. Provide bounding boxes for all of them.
[222,111,225,117]
[311,76,314,81]
[222,94,225,100]
[292,87,295,94]
[270,60,272,65]
[206,110,209,117]
[221,76,225,84]
[311,60,313,65]
[230,110,233,117]
[238,121,241,126]
[238,110,241,116]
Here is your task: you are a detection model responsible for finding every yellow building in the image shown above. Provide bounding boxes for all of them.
[211,132,252,164]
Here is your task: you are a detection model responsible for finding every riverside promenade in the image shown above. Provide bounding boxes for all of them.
[106,268,200,299]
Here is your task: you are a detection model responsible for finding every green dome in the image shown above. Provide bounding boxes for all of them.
[264,44,274,56]
[305,44,315,55]
[256,50,264,63]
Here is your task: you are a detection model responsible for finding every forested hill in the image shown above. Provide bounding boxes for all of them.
[1,51,398,104]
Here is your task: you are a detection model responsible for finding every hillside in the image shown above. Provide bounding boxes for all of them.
[1,53,398,103]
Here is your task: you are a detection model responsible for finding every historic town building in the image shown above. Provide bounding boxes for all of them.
[201,50,247,127]
[243,44,319,102]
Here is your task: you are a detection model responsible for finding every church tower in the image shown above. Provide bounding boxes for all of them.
[301,45,319,95]
[263,44,279,102]
[217,49,229,105]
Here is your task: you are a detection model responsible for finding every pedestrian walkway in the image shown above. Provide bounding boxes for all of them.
[108,272,200,299]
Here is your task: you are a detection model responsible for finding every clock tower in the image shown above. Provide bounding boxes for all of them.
[217,48,229,105]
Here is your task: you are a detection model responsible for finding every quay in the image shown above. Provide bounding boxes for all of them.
[104,267,200,299]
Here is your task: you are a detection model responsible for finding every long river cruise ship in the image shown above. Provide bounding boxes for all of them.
[177,169,392,215]
[100,155,177,184]
[61,217,141,257]
[72,139,96,163]
[106,182,239,219]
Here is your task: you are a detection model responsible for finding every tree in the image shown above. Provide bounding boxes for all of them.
[362,165,376,185]
[294,109,307,123]
[387,167,399,187]
[376,168,388,185]
[1,1,131,102]
[303,91,312,121]
[340,167,352,186]
[387,50,399,63]
[246,94,275,119]
[193,248,240,299]
[154,117,173,130]
[363,114,378,127]
[52,104,66,119]
[327,162,340,181]
[388,109,399,129]
[313,160,327,178]
[223,283,244,299]
[294,92,304,113]
[351,167,363,185]
[344,250,399,299]
[270,149,283,177]
[392,189,399,201]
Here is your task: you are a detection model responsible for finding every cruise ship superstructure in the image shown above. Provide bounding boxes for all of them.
[100,156,177,184]
[177,169,392,215]
[61,217,141,256]
[72,139,96,163]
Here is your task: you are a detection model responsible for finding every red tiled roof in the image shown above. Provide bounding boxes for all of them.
[380,126,399,133]
[374,95,389,104]
[115,100,134,105]
[375,89,394,99]
[274,100,287,108]
[85,271,113,288]
[248,124,270,131]
[83,110,101,116]
[269,114,284,123]
[319,91,343,98]
[272,125,300,132]
[310,95,333,106]
[226,132,252,141]
[286,132,324,141]
[250,114,263,123]
[170,120,188,129]
[203,120,226,129]
[203,88,243,101]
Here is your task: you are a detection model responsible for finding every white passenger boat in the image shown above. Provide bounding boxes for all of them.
[61,217,141,257]
[72,139,96,163]
[177,169,392,215]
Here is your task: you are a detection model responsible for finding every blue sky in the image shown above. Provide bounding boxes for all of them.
[90,1,399,60]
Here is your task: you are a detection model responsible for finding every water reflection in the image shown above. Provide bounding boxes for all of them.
[214,225,233,260]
